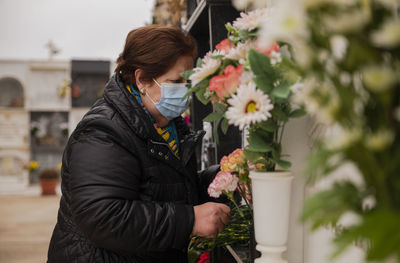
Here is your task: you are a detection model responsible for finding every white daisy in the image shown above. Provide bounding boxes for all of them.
[226,82,274,130]
[189,57,221,87]
[232,8,269,31]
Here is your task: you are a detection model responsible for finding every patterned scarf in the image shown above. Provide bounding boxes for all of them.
[126,84,180,158]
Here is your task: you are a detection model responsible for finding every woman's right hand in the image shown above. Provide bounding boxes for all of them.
[191,202,231,238]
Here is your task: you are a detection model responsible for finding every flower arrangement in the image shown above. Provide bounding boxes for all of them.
[257,0,400,261]
[182,8,305,172]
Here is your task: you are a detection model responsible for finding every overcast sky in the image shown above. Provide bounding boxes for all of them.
[0,0,155,61]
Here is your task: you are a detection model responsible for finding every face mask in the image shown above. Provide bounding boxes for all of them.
[146,79,189,120]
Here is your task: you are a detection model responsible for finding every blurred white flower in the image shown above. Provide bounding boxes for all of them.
[292,40,313,68]
[302,0,358,8]
[226,82,274,130]
[362,65,397,93]
[339,72,352,86]
[365,129,394,151]
[189,57,221,87]
[232,0,268,10]
[323,10,369,33]
[325,127,362,151]
[232,8,269,31]
[232,0,251,10]
[375,0,400,9]
[394,107,400,122]
[371,18,400,48]
[294,77,340,123]
[258,0,309,48]
[330,35,348,61]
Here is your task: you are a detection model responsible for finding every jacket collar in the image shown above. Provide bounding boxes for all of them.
[103,74,165,142]
[103,75,205,166]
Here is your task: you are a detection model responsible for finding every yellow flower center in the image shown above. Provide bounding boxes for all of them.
[245,101,257,113]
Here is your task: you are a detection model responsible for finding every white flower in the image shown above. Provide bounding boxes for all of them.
[323,10,369,33]
[226,41,253,61]
[376,0,400,9]
[206,49,226,58]
[330,35,348,61]
[269,50,282,65]
[226,82,274,130]
[232,0,251,10]
[365,129,394,151]
[394,107,400,122]
[189,57,221,87]
[232,8,269,31]
[371,18,400,48]
[362,65,397,93]
[240,70,255,86]
[302,0,358,8]
[294,77,340,123]
[208,171,239,198]
[325,127,362,151]
[259,1,308,48]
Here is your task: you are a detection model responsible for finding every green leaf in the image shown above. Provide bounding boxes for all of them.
[196,58,203,68]
[301,181,362,230]
[257,119,278,132]
[248,49,277,93]
[195,89,210,105]
[275,159,291,170]
[332,209,400,261]
[289,108,307,118]
[272,81,291,99]
[213,103,227,114]
[247,133,274,152]
[180,69,193,80]
[203,112,221,122]
[243,149,265,163]
[271,108,289,122]
[213,117,223,145]
[221,118,229,134]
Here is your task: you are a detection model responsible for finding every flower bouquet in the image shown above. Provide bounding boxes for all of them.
[183,8,305,263]
[256,0,400,261]
[182,8,305,171]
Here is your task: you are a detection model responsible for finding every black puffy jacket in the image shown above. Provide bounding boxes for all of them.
[47,75,219,263]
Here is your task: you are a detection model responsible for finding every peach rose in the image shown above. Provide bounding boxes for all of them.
[208,65,243,101]
[216,38,235,54]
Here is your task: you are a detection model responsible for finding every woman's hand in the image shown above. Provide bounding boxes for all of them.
[191,202,231,238]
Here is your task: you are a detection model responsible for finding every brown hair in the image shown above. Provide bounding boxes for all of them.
[115,25,197,85]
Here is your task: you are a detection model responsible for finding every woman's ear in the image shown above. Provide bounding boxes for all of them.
[134,69,148,95]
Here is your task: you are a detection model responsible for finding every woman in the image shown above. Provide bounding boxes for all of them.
[47,25,230,263]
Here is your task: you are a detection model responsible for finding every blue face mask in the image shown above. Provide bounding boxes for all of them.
[147,79,189,120]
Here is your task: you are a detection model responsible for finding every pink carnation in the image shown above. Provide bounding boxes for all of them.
[198,252,210,263]
[208,171,239,198]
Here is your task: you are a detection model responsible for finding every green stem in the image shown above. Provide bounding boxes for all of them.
[225,192,245,219]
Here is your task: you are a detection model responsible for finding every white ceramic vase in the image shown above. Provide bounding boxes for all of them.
[250,170,294,263]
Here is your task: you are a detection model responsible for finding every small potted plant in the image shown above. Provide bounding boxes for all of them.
[39,169,59,195]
